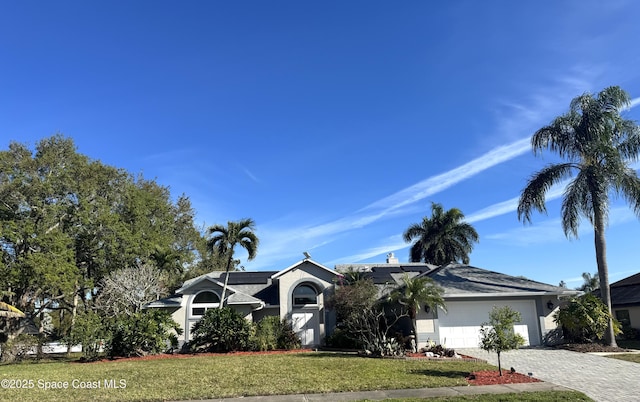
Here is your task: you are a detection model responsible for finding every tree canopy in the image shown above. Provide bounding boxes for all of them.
[403,202,479,265]
[206,218,259,308]
[0,135,204,337]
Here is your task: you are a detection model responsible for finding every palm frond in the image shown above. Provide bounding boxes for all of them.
[0,301,25,318]
[518,163,575,223]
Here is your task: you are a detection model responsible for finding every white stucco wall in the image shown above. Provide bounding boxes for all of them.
[275,261,338,346]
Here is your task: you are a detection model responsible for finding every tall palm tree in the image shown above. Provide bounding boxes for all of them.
[207,218,259,308]
[403,202,479,265]
[389,274,446,351]
[517,86,640,347]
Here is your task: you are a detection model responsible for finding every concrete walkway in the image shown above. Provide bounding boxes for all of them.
[174,382,568,402]
[458,347,640,402]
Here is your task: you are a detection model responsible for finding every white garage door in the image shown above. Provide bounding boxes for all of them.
[438,300,539,348]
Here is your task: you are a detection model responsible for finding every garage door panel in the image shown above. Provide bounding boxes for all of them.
[437,300,538,348]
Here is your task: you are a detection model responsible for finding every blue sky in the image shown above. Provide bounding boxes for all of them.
[2,1,640,287]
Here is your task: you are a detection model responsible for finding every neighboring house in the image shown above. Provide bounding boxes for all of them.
[607,272,640,330]
[146,257,341,348]
[148,253,577,349]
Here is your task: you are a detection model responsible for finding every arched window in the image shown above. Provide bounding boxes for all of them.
[190,291,220,317]
[293,284,318,305]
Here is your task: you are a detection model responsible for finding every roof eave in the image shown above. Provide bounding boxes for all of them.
[271,258,341,279]
[443,290,580,298]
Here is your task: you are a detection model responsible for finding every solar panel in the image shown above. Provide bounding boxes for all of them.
[223,271,276,285]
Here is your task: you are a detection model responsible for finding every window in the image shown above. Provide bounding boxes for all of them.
[193,291,220,304]
[616,310,631,326]
[190,291,220,317]
[293,284,317,305]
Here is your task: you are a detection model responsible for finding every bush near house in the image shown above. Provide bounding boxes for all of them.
[106,310,182,358]
[251,316,300,351]
[188,307,253,353]
[554,293,621,343]
[188,309,301,353]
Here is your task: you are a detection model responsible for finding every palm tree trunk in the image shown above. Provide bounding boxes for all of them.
[594,210,617,347]
[218,254,233,309]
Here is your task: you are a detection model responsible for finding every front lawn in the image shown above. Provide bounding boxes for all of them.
[605,353,640,363]
[0,352,494,401]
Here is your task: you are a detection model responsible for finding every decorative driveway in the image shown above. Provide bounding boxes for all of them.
[458,347,640,402]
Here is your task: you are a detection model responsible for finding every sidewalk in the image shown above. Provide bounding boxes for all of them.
[174,382,570,402]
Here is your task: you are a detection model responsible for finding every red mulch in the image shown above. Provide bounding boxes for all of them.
[76,349,312,364]
[467,370,541,385]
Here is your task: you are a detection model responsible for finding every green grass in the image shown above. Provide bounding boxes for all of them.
[359,391,593,401]
[605,353,640,363]
[0,352,494,401]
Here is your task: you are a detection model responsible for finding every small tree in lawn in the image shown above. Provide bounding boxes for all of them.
[479,306,526,376]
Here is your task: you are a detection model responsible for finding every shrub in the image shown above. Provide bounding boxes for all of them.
[106,310,182,358]
[325,328,360,349]
[554,293,621,343]
[0,334,40,363]
[275,318,300,350]
[422,343,456,357]
[189,307,253,353]
[619,324,639,341]
[252,316,279,351]
[65,311,107,361]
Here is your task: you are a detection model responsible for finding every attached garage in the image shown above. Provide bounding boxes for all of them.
[437,300,540,348]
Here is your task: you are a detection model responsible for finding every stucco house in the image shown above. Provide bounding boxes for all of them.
[148,254,577,349]
[147,257,340,347]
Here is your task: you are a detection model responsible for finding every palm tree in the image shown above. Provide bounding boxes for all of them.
[517,86,640,347]
[389,274,445,351]
[207,218,259,308]
[403,202,479,265]
[577,272,599,293]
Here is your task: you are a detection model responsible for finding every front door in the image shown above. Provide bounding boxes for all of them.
[292,311,318,347]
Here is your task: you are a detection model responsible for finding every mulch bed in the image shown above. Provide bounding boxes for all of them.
[467,370,541,385]
[555,343,633,353]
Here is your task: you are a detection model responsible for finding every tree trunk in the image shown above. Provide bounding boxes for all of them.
[67,291,79,356]
[497,351,502,376]
[218,254,233,309]
[593,209,617,347]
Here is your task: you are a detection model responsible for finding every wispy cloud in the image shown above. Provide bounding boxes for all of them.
[242,167,260,183]
[361,138,531,215]
[485,206,637,246]
[325,235,406,266]
[466,182,568,223]
[248,73,625,268]
[626,96,640,109]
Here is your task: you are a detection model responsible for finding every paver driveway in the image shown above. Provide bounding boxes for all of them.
[459,347,640,402]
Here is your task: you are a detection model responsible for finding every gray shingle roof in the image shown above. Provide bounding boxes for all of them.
[144,295,182,308]
[608,272,640,306]
[424,264,576,296]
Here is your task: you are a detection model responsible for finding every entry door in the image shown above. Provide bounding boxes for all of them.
[292,312,318,347]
